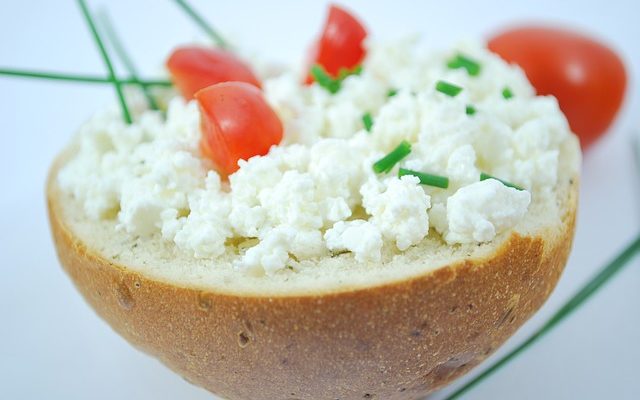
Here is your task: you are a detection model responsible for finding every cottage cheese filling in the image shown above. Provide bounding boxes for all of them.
[58,37,572,275]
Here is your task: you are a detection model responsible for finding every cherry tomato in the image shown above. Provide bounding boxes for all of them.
[488,26,626,149]
[167,46,261,100]
[195,82,283,176]
[305,4,367,83]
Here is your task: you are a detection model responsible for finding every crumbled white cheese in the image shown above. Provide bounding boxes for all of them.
[445,179,531,243]
[58,37,573,275]
[324,220,383,262]
[361,175,431,251]
[370,92,420,151]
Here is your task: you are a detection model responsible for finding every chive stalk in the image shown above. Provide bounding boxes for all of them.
[399,168,449,189]
[373,141,412,173]
[466,105,476,115]
[77,0,132,124]
[337,64,362,80]
[480,172,523,191]
[97,9,159,110]
[502,86,514,99]
[387,88,398,98]
[446,53,481,76]
[173,0,228,48]
[362,112,373,132]
[436,80,463,97]
[0,68,171,86]
[310,64,341,94]
[311,64,362,94]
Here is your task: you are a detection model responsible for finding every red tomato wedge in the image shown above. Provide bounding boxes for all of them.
[195,82,283,176]
[305,4,367,83]
[167,46,262,100]
[488,26,627,149]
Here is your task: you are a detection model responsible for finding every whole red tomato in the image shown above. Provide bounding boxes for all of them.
[488,26,626,149]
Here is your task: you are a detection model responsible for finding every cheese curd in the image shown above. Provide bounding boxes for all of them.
[58,37,572,275]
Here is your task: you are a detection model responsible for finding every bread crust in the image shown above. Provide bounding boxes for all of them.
[47,159,578,400]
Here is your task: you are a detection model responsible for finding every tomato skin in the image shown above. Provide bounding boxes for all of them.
[167,46,261,100]
[195,82,283,176]
[305,4,367,83]
[488,26,626,149]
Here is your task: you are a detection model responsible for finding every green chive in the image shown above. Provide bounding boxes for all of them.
[436,80,463,97]
[446,53,481,76]
[387,88,398,98]
[97,10,159,111]
[362,112,373,132]
[466,105,476,116]
[399,168,449,189]
[373,141,412,174]
[337,64,362,80]
[0,68,171,86]
[310,64,341,94]
[77,0,131,124]
[444,233,640,400]
[502,86,514,99]
[173,0,228,48]
[480,172,524,191]
[310,64,362,94]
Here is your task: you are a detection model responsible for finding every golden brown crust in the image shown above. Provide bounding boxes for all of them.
[47,158,578,400]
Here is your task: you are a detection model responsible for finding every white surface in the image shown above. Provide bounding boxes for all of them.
[0,0,638,399]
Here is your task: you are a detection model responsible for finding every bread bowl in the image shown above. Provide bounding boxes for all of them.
[47,23,581,400]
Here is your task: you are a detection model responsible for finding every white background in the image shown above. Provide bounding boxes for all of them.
[1,1,639,399]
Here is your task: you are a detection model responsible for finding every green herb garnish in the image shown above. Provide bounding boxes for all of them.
[373,141,412,173]
[362,112,373,132]
[399,168,449,189]
[387,88,398,98]
[466,105,476,115]
[77,0,131,124]
[311,64,362,94]
[337,64,362,80]
[0,68,171,86]
[446,53,481,76]
[310,65,340,94]
[436,80,463,97]
[173,0,228,48]
[502,86,514,99]
[480,172,523,191]
[98,10,159,111]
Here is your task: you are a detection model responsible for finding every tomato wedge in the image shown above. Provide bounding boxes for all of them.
[488,26,626,149]
[195,82,283,176]
[167,46,261,100]
[305,4,367,83]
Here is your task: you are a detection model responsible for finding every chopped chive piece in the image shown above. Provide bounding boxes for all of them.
[173,0,228,48]
[480,172,524,191]
[436,80,463,97]
[0,68,171,86]
[465,105,476,115]
[77,0,132,124]
[502,86,514,99]
[97,10,159,111]
[310,64,341,94]
[311,64,362,94]
[387,88,398,97]
[362,112,373,132]
[446,53,481,76]
[399,168,449,189]
[373,141,412,173]
[337,64,362,80]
